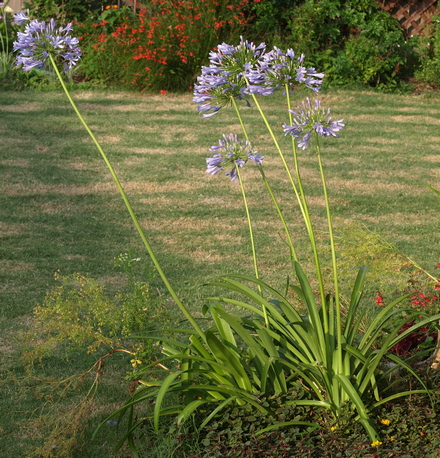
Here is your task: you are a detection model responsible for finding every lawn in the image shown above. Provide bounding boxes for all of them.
[0,87,439,457]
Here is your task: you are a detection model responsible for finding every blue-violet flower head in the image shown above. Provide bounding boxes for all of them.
[193,37,266,118]
[283,98,344,149]
[206,133,263,181]
[245,47,324,96]
[13,17,81,72]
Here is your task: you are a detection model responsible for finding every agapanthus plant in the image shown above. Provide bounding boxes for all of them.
[108,38,440,453]
[245,46,324,96]
[193,38,266,117]
[12,15,204,340]
[283,97,344,149]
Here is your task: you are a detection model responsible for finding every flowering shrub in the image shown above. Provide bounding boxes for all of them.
[77,0,254,91]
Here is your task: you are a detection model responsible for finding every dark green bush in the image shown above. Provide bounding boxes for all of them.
[415,15,440,87]
[24,0,110,23]
[279,0,417,90]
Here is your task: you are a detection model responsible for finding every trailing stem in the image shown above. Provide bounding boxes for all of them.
[48,54,204,340]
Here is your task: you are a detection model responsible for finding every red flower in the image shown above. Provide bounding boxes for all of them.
[375,292,384,308]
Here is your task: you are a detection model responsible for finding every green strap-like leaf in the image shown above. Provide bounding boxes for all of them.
[336,373,379,442]
[154,371,183,432]
[206,330,253,392]
[176,399,210,426]
[344,266,367,339]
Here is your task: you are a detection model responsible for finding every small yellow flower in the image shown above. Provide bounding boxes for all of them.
[330,426,337,431]
[371,440,382,447]
[130,358,142,368]
[390,436,397,442]
[380,419,391,425]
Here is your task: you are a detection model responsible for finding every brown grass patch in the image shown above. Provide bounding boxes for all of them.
[361,210,438,226]
[0,102,41,112]
[423,154,440,163]
[327,177,421,195]
[363,138,402,145]
[145,216,242,233]
[0,158,31,167]
[390,115,440,125]
[0,180,209,197]
[98,134,122,144]
[0,260,35,272]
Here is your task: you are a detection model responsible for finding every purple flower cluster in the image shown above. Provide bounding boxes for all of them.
[207,133,263,181]
[283,98,344,149]
[245,47,324,96]
[193,38,266,118]
[193,39,324,117]
[13,17,81,72]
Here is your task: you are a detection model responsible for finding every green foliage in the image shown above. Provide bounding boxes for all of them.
[0,1,20,82]
[331,221,436,302]
[415,16,440,87]
[190,378,440,457]
[280,0,416,90]
[23,0,109,23]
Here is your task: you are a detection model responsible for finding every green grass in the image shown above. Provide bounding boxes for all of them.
[0,87,439,457]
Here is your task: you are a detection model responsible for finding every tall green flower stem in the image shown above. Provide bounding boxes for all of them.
[235,166,270,327]
[260,167,298,267]
[231,98,261,287]
[314,132,343,371]
[284,86,328,330]
[248,91,328,326]
[231,98,298,270]
[47,54,205,340]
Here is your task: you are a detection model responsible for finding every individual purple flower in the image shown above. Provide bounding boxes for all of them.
[193,37,266,118]
[206,133,263,181]
[13,17,81,72]
[283,98,344,149]
[13,11,29,25]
